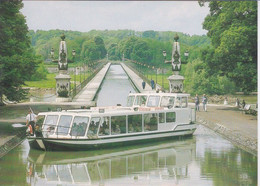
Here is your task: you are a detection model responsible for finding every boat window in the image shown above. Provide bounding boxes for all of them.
[159,113,165,123]
[56,115,73,136]
[182,97,188,108]
[160,96,175,108]
[175,97,181,108]
[147,96,160,107]
[71,116,89,137]
[166,112,176,123]
[134,95,147,106]
[99,116,110,136]
[42,115,59,137]
[128,115,142,133]
[87,117,100,138]
[111,116,126,135]
[144,113,158,132]
[126,96,135,107]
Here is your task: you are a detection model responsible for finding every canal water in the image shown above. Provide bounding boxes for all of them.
[0,64,257,186]
[96,64,137,106]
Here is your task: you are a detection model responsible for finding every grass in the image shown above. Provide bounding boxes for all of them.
[24,72,92,89]
[145,73,170,90]
[24,74,56,88]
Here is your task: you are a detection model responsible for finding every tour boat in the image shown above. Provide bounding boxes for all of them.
[27,92,196,151]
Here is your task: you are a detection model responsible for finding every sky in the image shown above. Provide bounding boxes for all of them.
[21,1,210,36]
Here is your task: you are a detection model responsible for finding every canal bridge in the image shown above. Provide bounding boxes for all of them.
[73,61,153,106]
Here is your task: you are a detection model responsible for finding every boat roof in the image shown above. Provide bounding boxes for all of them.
[37,92,190,116]
[128,92,190,97]
[37,106,170,116]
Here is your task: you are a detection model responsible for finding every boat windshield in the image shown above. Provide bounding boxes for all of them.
[147,96,160,107]
[160,96,175,108]
[126,96,135,107]
[175,97,181,108]
[182,97,188,108]
[42,115,59,137]
[134,95,147,106]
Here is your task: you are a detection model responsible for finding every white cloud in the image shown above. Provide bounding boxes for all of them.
[21,1,209,35]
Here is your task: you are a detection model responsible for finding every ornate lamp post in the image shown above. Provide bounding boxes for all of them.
[72,49,76,95]
[183,50,189,64]
[162,34,188,93]
[51,48,54,60]
[54,34,71,101]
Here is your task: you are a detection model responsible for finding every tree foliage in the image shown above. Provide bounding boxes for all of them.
[201,1,257,93]
[0,1,40,103]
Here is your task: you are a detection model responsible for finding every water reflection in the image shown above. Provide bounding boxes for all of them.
[26,139,196,185]
[0,126,257,185]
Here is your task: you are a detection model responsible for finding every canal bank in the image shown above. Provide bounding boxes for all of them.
[120,63,153,93]
[195,104,257,156]
[0,124,26,158]
[73,62,111,105]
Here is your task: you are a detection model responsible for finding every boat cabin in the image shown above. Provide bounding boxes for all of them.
[35,93,195,140]
[127,92,190,109]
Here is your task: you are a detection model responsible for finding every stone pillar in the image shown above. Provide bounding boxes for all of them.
[167,74,184,93]
[55,34,71,102]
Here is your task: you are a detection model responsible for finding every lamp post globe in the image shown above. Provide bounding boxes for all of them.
[184,50,189,57]
[163,50,167,57]
[51,48,54,59]
[72,49,76,57]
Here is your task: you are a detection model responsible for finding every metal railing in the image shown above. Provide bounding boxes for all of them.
[124,60,166,91]
[70,61,107,99]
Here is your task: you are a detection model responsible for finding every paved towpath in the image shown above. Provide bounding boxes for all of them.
[121,63,154,93]
[73,63,111,104]
[193,103,257,155]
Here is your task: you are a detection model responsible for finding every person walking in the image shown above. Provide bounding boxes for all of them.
[235,98,240,108]
[26,109,37,136]
[151,79,155,90]
[242,100,246,109]
[224,97,228,105]
[202,94,208,112]
[142,80,146,90]
[195,94,200,111]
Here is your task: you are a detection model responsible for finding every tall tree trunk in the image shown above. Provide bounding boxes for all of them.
[0,93,4,106]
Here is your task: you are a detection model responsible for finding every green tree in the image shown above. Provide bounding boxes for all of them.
[200,1,257,93]
[0,0,40,104]
[184,59,236,95]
